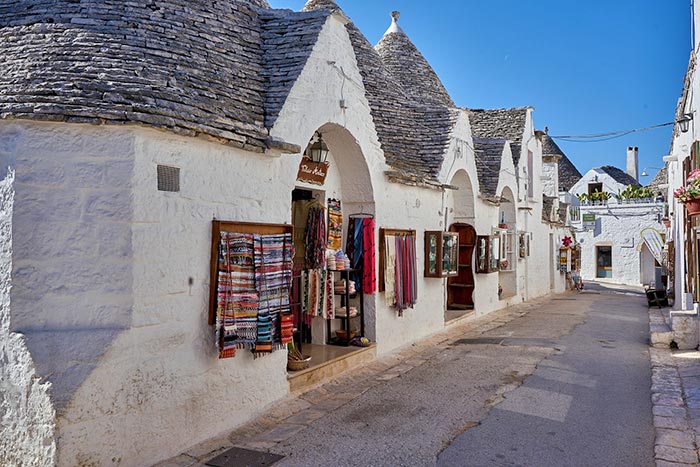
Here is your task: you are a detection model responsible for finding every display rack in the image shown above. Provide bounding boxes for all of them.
[326,268,365,346]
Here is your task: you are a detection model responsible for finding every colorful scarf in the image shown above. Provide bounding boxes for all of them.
[362,218,376,294]
[301,269,334,320]
[383,233,417,316]
[305,206,327,269]
[327,199,343,250]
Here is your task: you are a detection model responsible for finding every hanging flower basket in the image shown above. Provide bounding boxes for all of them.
[675,170,700,215]
[686,199,700,216]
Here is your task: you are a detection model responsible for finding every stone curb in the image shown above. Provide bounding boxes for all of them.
[153,296,553,466]
[649,308,700,467]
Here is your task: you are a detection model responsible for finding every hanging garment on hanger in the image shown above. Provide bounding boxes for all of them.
[254,233,293,352]
[385,234,397,307]
[292,200,313,266]
[391,233,418,316]
[216,232,258,358]
[304,206,327,269]
[327,199,343,250]
[362,217,376,294]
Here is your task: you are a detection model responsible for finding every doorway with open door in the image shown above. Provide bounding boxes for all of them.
[446,223,476,322]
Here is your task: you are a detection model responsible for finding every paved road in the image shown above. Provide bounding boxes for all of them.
[163,284,655,467]
[438,284,654,467]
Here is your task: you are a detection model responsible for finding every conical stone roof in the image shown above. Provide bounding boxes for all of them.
[0,0,278,152]
[302,2,457,182]
[540,133,582,192]
[375,12,454,108]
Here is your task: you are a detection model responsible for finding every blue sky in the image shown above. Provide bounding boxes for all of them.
[268,0,691,181]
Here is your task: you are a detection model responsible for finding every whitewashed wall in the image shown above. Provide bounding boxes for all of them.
[569,169,628,198]
[575,203,664,285]
[0,124,56,466]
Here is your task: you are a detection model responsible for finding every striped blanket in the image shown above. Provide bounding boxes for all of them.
[216,232,293,358]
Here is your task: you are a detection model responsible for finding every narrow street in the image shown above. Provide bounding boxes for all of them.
[165,284,656,467]
[438,284,654,467]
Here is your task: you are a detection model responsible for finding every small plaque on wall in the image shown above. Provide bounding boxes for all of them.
[296,157,329,185]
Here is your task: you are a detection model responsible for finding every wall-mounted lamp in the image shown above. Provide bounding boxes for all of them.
[640,166,663,177]
[307,132,329,163]
[678,113,693,133]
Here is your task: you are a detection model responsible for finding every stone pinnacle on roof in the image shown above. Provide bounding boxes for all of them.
[384,11,405,36]
[302,0,340,13]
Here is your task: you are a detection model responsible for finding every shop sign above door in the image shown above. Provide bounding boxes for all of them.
[296,156,329,186]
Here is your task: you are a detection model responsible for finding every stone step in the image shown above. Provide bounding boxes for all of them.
[651,308,673,348]
[287,344,376,394]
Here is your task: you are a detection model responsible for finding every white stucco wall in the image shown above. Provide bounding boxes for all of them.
[569,168,628,199]
[574,203,665,285]
[0,124,56,466]
[0,12,575,467]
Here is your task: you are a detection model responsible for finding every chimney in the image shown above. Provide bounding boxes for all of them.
[626,146,638,182]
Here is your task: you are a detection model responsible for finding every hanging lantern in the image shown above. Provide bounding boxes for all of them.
[297,132,330,186]
[308,132,329,163]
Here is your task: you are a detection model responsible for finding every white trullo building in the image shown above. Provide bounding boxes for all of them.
[0,0,571,464]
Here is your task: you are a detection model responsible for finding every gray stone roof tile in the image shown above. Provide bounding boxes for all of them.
[375,25,454,108]
[540,134,581,192]
[0,0,273,152]
[598,165,641,188]
[647,165,667,194]
[473,138,507,197]
[542,196,556,222]
[468,108,528,166]
[260,9,330,128]
[304,1,456,181]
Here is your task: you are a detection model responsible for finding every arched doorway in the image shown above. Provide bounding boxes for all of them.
[498,186,517,299]
[445,170,476,321]
[289,123,376,360]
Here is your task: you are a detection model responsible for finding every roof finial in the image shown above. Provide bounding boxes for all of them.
[544,126,549,135]
[384,10,404,35]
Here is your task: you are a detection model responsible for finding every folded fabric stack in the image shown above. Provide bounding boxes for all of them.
[326,249,337,270]
[333,279,356,295]
[335,306,358,318]
[334,250,346,270]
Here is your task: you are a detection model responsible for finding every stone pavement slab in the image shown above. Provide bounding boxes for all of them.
[648,306,700,467]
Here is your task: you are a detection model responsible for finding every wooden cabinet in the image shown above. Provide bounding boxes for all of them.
[424,231,459,277]
[447,224,476,310]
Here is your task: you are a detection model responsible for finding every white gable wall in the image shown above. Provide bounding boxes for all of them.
[569,169,628,198]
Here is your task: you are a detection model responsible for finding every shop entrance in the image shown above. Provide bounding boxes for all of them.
[288,124,376,379]
[597,246,613,278]
[447,223,476,311]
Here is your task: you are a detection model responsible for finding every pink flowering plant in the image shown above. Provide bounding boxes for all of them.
[674,169,700,203]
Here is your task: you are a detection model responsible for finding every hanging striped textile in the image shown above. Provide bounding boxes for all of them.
[254,233,293,353]
[362,218,377,294]
[301,269,335,319]
[390,233,418,316]
[327,199,343,250]
[215,231,294,358]
[304,206,327,269]
[216,233,258,359]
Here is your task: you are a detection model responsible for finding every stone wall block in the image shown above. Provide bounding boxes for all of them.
[13,185,83,224]
[82,189,132,221]
[15,155,67,187]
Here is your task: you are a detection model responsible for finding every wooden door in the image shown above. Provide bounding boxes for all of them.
[447,223,476,310]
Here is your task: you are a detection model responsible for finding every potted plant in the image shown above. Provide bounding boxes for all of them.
[287,341,311,371]
[674,169,700,215]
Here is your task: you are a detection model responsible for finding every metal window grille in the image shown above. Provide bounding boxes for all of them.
[157,165,180,192]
